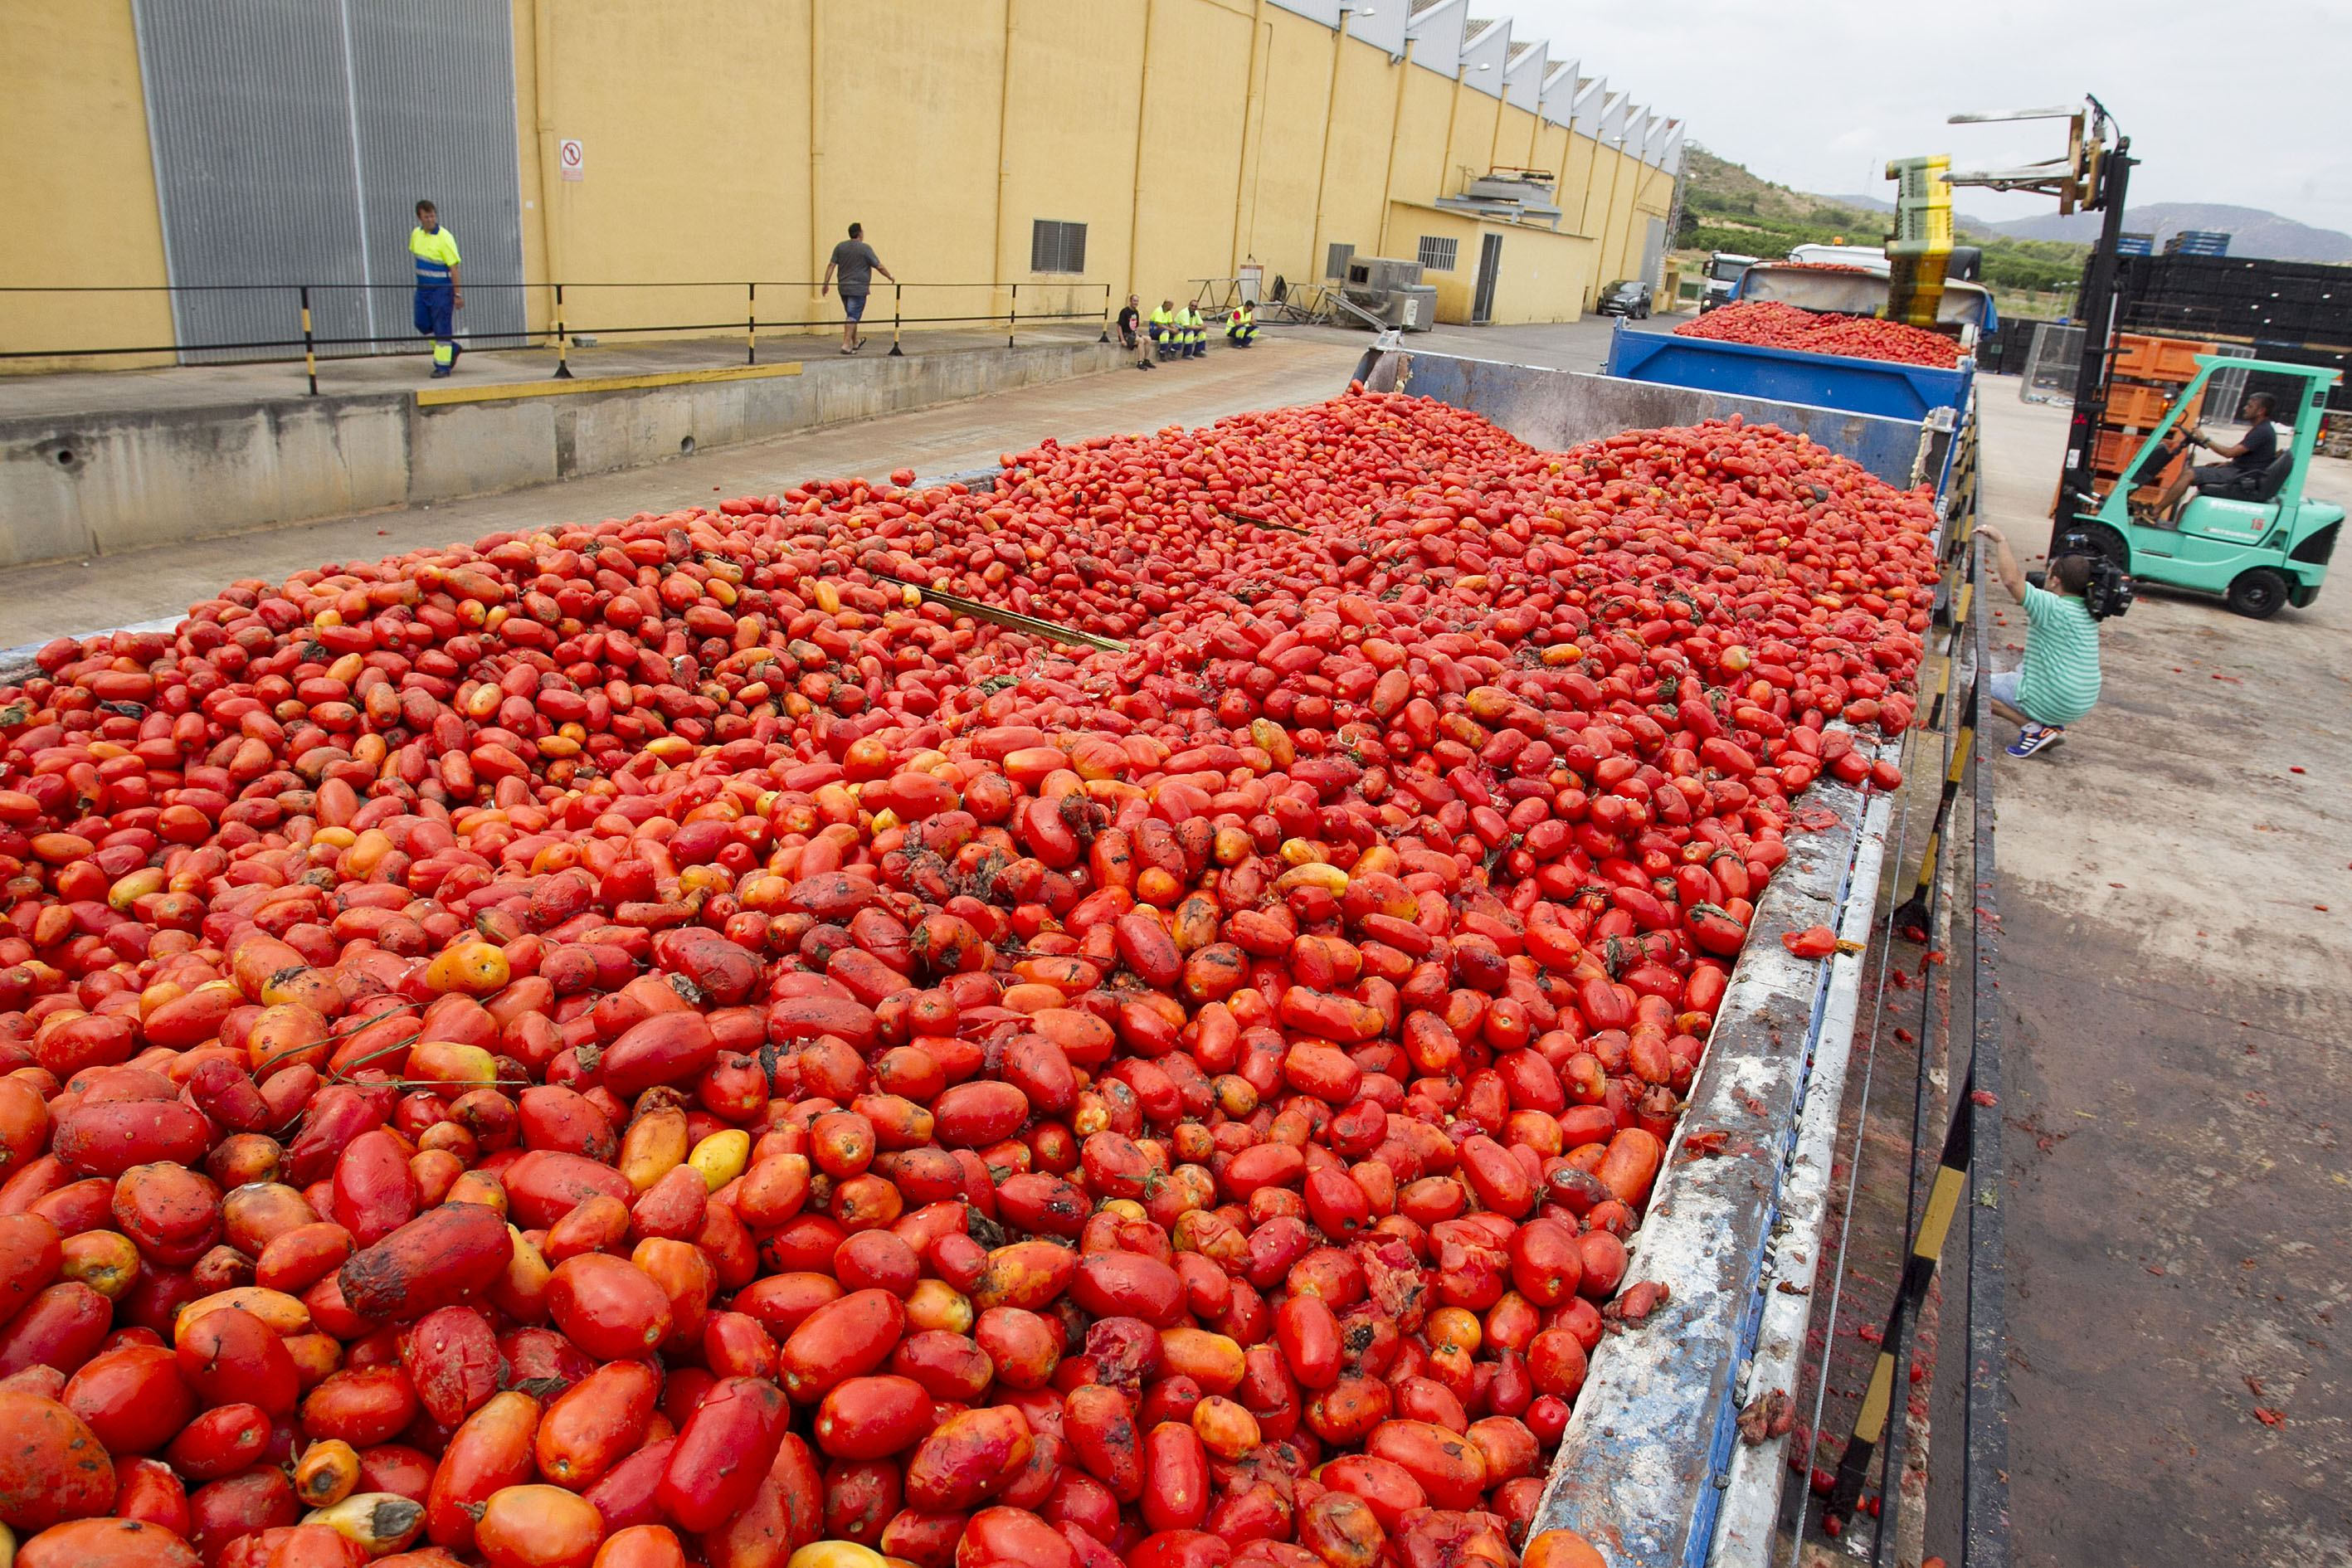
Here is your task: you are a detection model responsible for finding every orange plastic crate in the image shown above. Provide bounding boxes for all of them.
[2113,333,2213,382]
[2095,430,2183,485]
[2103,381,2200,428]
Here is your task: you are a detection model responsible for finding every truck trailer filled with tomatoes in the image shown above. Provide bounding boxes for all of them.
[1348,343,1951,1566]
[1607,319,1976,427]
[0,362,1952,1568]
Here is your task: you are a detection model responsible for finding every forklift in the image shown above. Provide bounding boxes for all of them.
[1948,97,2342,616]
[2055,358,2342,616]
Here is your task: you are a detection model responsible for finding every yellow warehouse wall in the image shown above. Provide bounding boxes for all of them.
[522,0,812,344]
[1442,87,1501,204]
[1132,0,1255,311]
[1561,132,1601,250]
[0,0,175,372]
[1381,66,1459,257]
[3,0,1678,363]
[1491,105,1536,174]
[999,0,1146,321]
[822,1,1006,316]
[1387,202,1595,328]
[1307,36,1403,281]
[1233,8,1338,296]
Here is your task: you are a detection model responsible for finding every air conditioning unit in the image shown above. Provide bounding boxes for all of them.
[1344,256,1424,303]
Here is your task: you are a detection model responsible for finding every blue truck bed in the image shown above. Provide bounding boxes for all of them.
[1607,319,1974,424]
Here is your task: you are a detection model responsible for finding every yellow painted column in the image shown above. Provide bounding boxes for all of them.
[1306,9,1347,285]
[1124,0,1156,302]
[528,0,560,334]
[991,0,1016,296]
[1231,0,1267,275]
[807,0,825,289]
[1375,39,1412,260]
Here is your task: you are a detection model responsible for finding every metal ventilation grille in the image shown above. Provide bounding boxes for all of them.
[1030,220,1088,275]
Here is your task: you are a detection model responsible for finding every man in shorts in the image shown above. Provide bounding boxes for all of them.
[820,222,896,354]
[1978,524,2101,757]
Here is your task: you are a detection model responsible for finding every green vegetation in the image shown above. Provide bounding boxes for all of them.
[1676,144,2091,311]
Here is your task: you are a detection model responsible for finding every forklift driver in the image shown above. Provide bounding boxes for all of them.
[2149,392,2280,521]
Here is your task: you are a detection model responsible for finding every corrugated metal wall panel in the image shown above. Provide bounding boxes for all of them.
[130,0,523,362]
[133,0,372,361]
[348,1,528,349]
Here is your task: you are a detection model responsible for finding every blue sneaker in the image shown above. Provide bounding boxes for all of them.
[2006,723,2065,757]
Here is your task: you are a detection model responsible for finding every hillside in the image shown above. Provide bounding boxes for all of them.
[1677,146,2087,297]
[1984,202,2352,262]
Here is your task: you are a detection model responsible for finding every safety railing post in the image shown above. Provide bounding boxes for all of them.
[299,286,318,395]
[747,283,757,365]
[889,284,903,357]
[1008,284,1017,348]
[1099,285,1111,343]
[552,283,573,379]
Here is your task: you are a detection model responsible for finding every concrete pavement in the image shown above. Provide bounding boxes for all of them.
[1931,381,2352,1568]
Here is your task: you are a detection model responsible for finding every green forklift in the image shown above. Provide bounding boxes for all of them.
[2057,357,2344,618]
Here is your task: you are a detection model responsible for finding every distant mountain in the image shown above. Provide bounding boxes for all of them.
[1974,203,2352,264]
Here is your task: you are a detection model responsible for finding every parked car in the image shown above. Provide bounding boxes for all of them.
[1596,279,1653,319]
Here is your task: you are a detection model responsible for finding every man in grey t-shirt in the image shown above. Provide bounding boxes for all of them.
[820,222,895,354]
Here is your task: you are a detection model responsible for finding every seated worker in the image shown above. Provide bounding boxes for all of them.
[1174,303,1201,358]
[1118,295,1154,370]
[1226,301,1257,347]
[2149,392,2280,519]
[1977,524,2101,757]
[1150,299,1179,360]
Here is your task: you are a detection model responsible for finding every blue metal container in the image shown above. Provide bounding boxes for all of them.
[1605,319,1975,424]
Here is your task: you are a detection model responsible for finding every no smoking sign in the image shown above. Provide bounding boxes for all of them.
[558,139,585,182]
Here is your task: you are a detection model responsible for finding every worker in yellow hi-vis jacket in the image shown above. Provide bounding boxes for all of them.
[410,199,463,377]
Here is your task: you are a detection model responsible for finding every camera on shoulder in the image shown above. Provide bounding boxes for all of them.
[2030,544,2133,621]
[2078,556,2133,619]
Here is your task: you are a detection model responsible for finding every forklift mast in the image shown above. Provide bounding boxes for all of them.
[1945,99,2137,556]
[2057,136,2136,552]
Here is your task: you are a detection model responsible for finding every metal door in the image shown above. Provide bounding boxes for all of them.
[1472,233,1502,324]
[132,0,527,362]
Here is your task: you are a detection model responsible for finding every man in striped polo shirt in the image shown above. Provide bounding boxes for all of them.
[1978,525,2101,757]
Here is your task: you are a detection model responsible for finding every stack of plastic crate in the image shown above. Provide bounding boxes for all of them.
[2091,333,2213,502]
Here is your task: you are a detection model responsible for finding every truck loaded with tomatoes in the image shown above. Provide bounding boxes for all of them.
[0,390,1930,1568]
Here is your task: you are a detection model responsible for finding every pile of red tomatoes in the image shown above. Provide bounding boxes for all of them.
[1675,301,1964,368]
[0,392,1936,1568]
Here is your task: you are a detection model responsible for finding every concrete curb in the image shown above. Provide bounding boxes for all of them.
[0,339,1127,572]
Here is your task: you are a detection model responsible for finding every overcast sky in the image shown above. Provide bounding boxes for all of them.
[1497,0,2352,234]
